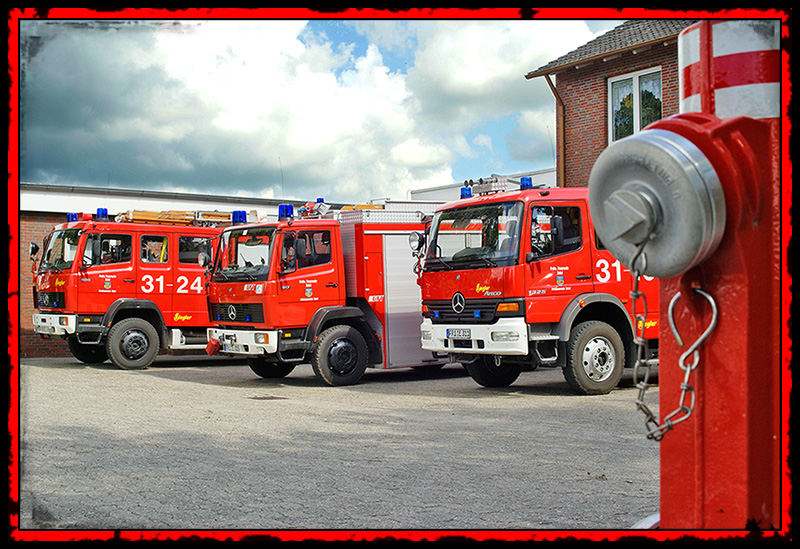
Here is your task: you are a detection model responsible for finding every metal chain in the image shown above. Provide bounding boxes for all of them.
[658,288,718,438]
[629,239,719,441]
[629,239,662,440]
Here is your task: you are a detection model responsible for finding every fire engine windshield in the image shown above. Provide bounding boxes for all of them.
[213,226,276,282]
[425,201,524,271]
[39,229,81,272]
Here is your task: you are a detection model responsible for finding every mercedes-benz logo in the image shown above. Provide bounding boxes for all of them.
[227,304,237,321]
[451,292,466,314]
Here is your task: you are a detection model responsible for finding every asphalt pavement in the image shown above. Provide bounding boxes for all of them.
[16,355,660,538]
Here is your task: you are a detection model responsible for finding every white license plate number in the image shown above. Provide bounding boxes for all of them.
[447,328,471,340]
[223,343,245,353]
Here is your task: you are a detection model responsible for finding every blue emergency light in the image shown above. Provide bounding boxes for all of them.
[520,176,533,190]
[460,186,472,199]
[278,204,294,220]
[96,208,109,221]
[232,210,247,224]
[67,213,78,222]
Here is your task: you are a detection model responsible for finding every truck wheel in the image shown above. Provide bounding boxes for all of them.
[311,324,368,386]
[464,355,522,388]
[247,357,296,379]
[563,320,624,395]
[66,336,108,364]
[105,317,160,370]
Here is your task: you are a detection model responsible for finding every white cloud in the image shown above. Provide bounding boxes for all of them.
[21,18,619,204]
[472,133,494,152]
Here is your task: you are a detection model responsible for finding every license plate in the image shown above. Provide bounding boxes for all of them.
[447,328,471,340]
[223,343,245,353]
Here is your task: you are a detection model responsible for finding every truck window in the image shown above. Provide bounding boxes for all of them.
[40,228,81,271]
[214,225,275,282]
[84,234,133,266]
[179,236,212,264]
[530,205,582,258]
[142,235,169,263]
[295,230,332,269]
[531,204,582,257]
[425,201,523,271]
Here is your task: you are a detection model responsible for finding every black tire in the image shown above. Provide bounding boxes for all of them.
[563,320,625,395]
[464,355,522,388]
[66,336,108,364]
[247,357,296,379]
[105,317,160,370]
[311,324,369,386]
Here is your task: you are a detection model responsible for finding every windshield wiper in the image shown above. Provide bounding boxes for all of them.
[425,256,454,271]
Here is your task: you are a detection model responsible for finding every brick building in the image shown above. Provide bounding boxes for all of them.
[525,19,696,187]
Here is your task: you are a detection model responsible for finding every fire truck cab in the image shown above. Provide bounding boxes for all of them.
[31,209,238,369]
[205,199,446,386]
[412,178,659,394]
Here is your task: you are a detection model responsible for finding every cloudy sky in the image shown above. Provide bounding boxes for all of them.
[18,14,622,204]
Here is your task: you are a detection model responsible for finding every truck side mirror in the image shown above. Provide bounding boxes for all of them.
[29,242,40,258]
[551,215,564,249]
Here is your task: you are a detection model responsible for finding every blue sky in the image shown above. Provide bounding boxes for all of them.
[18,16,622,204]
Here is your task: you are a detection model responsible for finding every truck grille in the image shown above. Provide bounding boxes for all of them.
[36,291,66,309]
[423,298,501,325]
[209,302,264,323]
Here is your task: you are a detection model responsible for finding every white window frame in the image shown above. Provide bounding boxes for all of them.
[607,66,662,144]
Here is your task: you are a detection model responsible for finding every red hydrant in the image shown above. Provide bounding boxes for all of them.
[589,20,784,530]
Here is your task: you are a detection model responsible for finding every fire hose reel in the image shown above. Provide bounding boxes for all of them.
[588,128,726,278]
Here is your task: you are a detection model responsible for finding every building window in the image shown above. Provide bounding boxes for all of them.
[608,67,662,142]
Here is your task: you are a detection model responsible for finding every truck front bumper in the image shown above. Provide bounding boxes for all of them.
[419,317,528,356]
[32,313,77,336]
[207,327,278,355]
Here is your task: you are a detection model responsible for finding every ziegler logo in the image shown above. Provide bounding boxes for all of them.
[475,283,501,297]
[54,279,66,287]
[173,313,193,322]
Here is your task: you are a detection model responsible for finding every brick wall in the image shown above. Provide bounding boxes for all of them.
[18,212,74,358]
[557,43,680,187]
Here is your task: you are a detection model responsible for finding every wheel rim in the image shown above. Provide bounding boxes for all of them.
[120,329,149,360]
[327,338,358,375]
[582,336,616,382]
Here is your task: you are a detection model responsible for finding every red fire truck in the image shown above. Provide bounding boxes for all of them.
[31,208,245,369]
[410,177,659,394]
[205,199,446,385]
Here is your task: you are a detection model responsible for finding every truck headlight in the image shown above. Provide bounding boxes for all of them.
[491,331,520,342]
[254,333,270,344]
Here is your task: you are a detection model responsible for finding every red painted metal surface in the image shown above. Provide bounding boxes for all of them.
[656,18,782,529]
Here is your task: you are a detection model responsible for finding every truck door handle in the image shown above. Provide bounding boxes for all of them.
[124,278,135,283]
[576,274,592,280]
[326,283,338,288]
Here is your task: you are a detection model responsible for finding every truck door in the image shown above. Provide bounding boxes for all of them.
[77,232,136,313]
[136,234,174,316]
[172,235,213,328]
[525,202,594,320]
[275,229,342,328]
